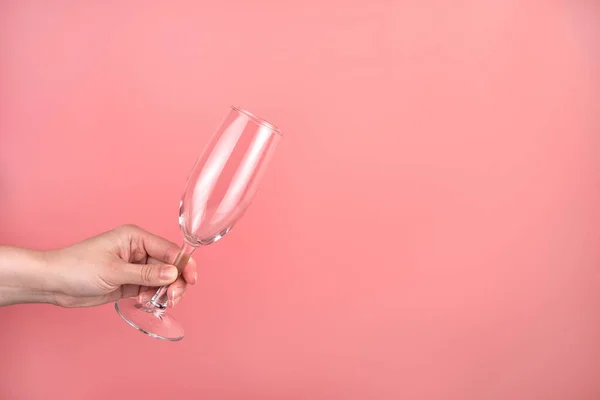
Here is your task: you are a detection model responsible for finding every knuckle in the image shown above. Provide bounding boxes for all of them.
[140,265,155,284]
[119,224,140,233]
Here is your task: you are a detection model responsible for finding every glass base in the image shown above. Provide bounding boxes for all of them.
[115,297,184,341]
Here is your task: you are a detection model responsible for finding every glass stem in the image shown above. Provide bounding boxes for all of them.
[150,241,196,309]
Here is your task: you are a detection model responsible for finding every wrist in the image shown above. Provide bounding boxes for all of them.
[0,246,58,306]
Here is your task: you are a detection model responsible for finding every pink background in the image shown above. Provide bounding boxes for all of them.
[1,1,599,399]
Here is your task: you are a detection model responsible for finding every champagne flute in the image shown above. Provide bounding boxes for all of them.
[115,106,282,341]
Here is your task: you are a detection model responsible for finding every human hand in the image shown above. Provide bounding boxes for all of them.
[43,225,197,308]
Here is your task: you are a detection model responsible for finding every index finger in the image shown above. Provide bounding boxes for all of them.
[119,224,183,266]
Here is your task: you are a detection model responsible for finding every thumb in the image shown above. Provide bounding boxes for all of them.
[114,262,179,286]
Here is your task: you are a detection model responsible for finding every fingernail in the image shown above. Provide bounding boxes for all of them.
[169,288,182,300]
[193,272,198,284]
[160,266,178,281]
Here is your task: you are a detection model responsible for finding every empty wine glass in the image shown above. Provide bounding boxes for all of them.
[115,106,282,341]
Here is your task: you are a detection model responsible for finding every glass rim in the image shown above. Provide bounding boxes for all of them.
[231,105,282,136]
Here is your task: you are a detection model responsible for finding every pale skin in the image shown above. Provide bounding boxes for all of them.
[0,224,197,308]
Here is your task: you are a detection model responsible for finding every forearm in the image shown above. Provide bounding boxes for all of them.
[0,246,57,306]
